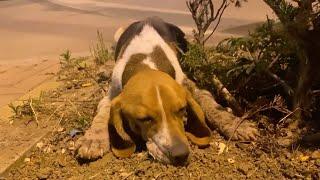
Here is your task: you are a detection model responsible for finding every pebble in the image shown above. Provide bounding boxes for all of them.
[227,158,235,164]
[311,150,320,159]
[36,142,44,149]
[24,158,31,163]
[36,167,51,180]
[237,164,250,175]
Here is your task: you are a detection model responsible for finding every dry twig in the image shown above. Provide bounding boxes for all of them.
[29,99,39,126]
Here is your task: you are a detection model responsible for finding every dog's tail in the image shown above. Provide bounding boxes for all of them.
[114,26,125,42]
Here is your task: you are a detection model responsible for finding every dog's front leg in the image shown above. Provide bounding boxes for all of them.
[76,96,111,159]
[183,78,259,141]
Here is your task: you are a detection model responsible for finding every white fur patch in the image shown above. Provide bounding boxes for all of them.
[142,56,158,70]
[155,86,171,145]
[111,25,185,91]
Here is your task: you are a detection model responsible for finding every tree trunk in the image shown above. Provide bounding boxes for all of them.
[211,75,244,116]
[196,29,205,47]
[291,31,320,129]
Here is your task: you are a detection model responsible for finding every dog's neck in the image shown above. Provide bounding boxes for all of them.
[121,46,176,86]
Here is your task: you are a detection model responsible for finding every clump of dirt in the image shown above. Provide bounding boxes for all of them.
[4,57,320,179]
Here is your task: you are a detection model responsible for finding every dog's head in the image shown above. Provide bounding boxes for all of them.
[108,70,211,165]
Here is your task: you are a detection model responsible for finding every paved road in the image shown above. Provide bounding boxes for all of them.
[0,0,273,107]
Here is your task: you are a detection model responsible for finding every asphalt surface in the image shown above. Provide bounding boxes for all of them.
[0,0,273,106]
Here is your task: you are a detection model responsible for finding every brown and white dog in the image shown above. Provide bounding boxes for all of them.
[76,17,212,165]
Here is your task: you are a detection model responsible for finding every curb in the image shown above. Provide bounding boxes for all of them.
[0,77,61,175]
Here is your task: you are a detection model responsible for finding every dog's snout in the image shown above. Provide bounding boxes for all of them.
[169,139,190,165]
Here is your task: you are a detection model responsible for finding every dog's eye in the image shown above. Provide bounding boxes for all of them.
[137,116,153,123]
[177,107,187,117]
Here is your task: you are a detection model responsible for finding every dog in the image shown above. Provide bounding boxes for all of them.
[76,17,213,165]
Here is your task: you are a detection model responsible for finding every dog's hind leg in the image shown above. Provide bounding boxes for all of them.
[76,96,111,160]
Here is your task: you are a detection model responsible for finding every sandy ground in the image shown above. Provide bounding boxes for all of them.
[0,0,274,108]
[3,59,319,179]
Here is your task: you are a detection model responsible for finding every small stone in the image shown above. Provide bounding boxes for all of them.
[36,142,44,149]
[136,152,147,160]
[68,141,75,150]
[238,165,249,175]
[43,146,52,153]
[36,167,51,180]
[81,82,93,87]
[24,158,31,163]
[299,154,310,162]
[217,142,228,155]
[59,75,67,80]
[57,157,67,167]
[311,150,320,159]
[227,158,235,164]
[277,138,293,147]
[57,127,64,132]
[226,107,233,113]
[61,148,66,154]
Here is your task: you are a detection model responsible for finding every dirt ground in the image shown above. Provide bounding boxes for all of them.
[3,57,320,180]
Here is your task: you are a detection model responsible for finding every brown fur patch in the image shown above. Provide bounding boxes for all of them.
[121,45,176,87]
[122,53,150,86]
[150,46,175,79]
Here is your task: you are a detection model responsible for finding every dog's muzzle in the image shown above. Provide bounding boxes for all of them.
[146,136,190,165]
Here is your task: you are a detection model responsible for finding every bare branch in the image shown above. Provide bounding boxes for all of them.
[186,0,229,45]
[204,1,229,44]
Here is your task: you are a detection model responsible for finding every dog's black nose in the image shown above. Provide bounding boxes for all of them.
[169,140,190,165]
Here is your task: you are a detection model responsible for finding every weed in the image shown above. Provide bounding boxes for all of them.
[90,30,111,65]
[8,98,42,119]
[60,49,73,68]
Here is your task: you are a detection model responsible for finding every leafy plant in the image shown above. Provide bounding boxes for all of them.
[216,19,299,103]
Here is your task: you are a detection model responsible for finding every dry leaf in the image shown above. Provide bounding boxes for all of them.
[81,83,93,87]
[299,155,310,162]
[217,142,228,155]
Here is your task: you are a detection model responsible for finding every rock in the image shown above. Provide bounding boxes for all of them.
[299,154,310,162]
[81,82,93,87]
[36,142,44,149]
[277,137,293,147]
[43,146,52,153]
[237,164,250,175]
[24,158,31,163]
[311,150,320,159]
[57,127,65,132]
[217,142,228,155]
[36,167,51,180]
[227,158,235,164]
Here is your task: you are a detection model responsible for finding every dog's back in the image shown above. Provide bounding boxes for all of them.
[114,17,187,60]
[110,17,188,99]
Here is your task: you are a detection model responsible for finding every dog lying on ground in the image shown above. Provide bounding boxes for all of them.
[76,17,257,165]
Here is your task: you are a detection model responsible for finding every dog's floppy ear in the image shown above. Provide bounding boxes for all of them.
[108,95,136,158]
[184,90,212,148]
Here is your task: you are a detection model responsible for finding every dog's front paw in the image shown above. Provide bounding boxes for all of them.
[221,120,259,141]
[75,128,110,160]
